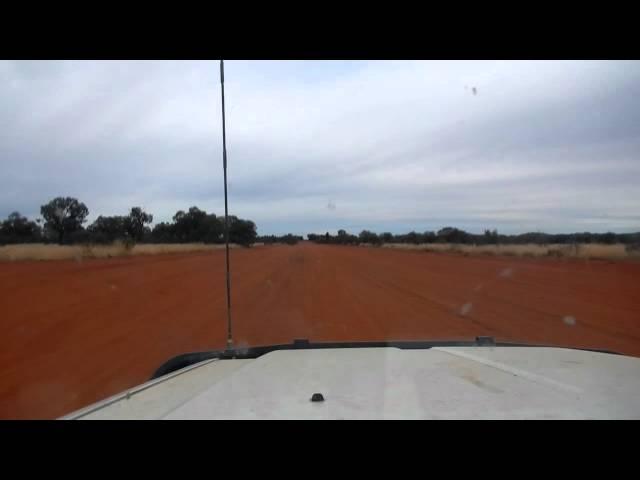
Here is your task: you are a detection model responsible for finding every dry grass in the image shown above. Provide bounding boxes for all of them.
[0,242,246,262]
[381,243,637,260]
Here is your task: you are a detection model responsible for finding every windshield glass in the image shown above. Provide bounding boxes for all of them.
[1,60,639,419]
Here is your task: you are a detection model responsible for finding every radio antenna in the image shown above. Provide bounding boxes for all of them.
[220,59,233,350]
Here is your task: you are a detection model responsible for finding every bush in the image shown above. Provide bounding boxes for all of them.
[359,230,381,245]
[625,243,640,254]
[0,212,42,245]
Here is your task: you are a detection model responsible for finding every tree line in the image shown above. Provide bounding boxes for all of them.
[307,227,640,246]
[0,197,257,247]
[4,199,638,248]
[256,234,304,245]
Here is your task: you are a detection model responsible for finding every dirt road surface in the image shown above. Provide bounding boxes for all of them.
[2,243,640,418]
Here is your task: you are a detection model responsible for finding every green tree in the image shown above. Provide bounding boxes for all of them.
[173,207,209,242]
[40,197,89,244]
[484,229,498,245]
[151,222,176,243]
[228,217,257,246]
[125,207,153,242]
[359,230,380,245]
[0,212,42,244]
[88,215,126,244]
[202,214,223,244]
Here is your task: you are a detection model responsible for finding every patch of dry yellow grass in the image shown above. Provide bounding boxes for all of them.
[0,242,246,262]
[381,243,636,260]
[576,244,630,259]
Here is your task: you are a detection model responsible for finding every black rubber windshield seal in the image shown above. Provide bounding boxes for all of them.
[150,337,621,380]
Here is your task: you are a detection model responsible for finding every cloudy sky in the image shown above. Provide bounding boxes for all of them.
[1,60,639,235]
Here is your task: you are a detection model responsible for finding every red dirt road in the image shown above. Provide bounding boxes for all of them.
[2,243,640,419]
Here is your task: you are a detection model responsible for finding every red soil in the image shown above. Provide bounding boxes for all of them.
[1,243,639,418]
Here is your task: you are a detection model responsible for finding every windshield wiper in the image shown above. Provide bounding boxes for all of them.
[150,336,621,380]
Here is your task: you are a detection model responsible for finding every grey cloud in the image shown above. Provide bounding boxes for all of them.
[1,60,639,236]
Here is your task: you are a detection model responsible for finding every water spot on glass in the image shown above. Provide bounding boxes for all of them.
[234,340,251,356]
[459,302,473,316]
[563,316,576,326]
[499,267,513,278]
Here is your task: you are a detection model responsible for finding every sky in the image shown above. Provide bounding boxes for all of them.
[1,60,639,235]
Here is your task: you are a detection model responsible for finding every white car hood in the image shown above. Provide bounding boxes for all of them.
[62,346,640,419]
